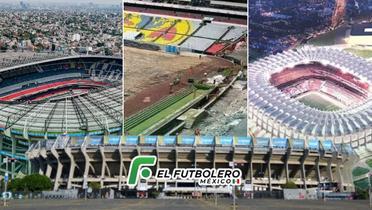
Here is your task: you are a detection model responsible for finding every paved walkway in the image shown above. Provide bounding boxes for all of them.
[0,198,369,210]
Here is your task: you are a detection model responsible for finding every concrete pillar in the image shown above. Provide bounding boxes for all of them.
[100,146,107,189]
[301,151,308,189]
[336,161,344,192]
[250,141,255,187]
[301,162,307,189]
[82,148,92,186]
[315,157,321,183]
[155,143,160,191]
[0,136,3,168]
[245,154,250,181]
[175,147,178,188]
[65,148,76,189]
[194,148,197,191]
[267,162,272,191]
[267,149,272,191]
[327,159,334,182]
[38,157,45,175]
[250,156,254,184]
[27,140,32,175]
[45,158,53,178]
[118,144,124,190]
[11,138,16,179]
[284,149,291,182]
[51,148,63,191]
[213,146,216,169]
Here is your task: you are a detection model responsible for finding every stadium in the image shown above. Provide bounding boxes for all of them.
[0,54,123,177]
[26,134,352,193]
[124,9,246,54]
[124,0,247,136]
[248,46,371,146]
[347,23,372,47]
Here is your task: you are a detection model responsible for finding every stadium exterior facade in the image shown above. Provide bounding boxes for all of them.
[248,47,372,148]
[26,135,353,192]
[0,55,122,177]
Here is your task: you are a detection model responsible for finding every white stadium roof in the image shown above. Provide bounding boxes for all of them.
[249,47,372,137]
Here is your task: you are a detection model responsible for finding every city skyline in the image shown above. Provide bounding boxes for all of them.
[0,0,120,5]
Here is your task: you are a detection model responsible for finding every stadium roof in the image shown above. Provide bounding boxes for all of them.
[249,46,372,137]
[0,54,121,73]
[0,56,123,139]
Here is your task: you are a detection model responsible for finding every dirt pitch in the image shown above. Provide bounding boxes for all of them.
[124,47,235,117]
[124,47,208,98]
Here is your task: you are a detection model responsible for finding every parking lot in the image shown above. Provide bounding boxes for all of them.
[0,199,369,210]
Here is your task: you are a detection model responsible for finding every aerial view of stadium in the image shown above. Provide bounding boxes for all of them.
[249,0,372,196]
[0,1,123,179]
[0,54,123,178]
[124,0,247,136]
[249,46,371,139]
[2,0,372,209]
[23,0,367,198]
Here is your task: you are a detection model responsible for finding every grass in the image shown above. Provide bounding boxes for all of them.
[124,88,194,131]
[128,89,208,135]
[298,93,341,111]
[222,69,232,77]
[366,159,372,168]
[345,48,372,59]
[352,166,370,177]
[193,83,213,90]
[307,25,348,46]
[308,30,338,46]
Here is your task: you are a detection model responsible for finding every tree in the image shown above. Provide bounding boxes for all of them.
[282,181,298,189]
[22,174,52,192]
[88,182,101,190]
[8,178,24,192]
[355,188,368,200]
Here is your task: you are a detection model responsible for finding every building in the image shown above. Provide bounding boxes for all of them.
[72,34,81,42]
[26,135,353,192]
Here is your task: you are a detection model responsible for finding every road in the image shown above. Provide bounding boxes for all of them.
[0,198,369,210]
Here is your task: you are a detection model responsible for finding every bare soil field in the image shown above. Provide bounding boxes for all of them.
[124,47,209,98]
[124,47,234,117]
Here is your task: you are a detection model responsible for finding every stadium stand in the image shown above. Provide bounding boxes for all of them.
[124,12,246,54]
[124,88,194,132]
[26,134,351,191]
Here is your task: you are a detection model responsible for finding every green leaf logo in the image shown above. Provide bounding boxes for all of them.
[127,156,157,187]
